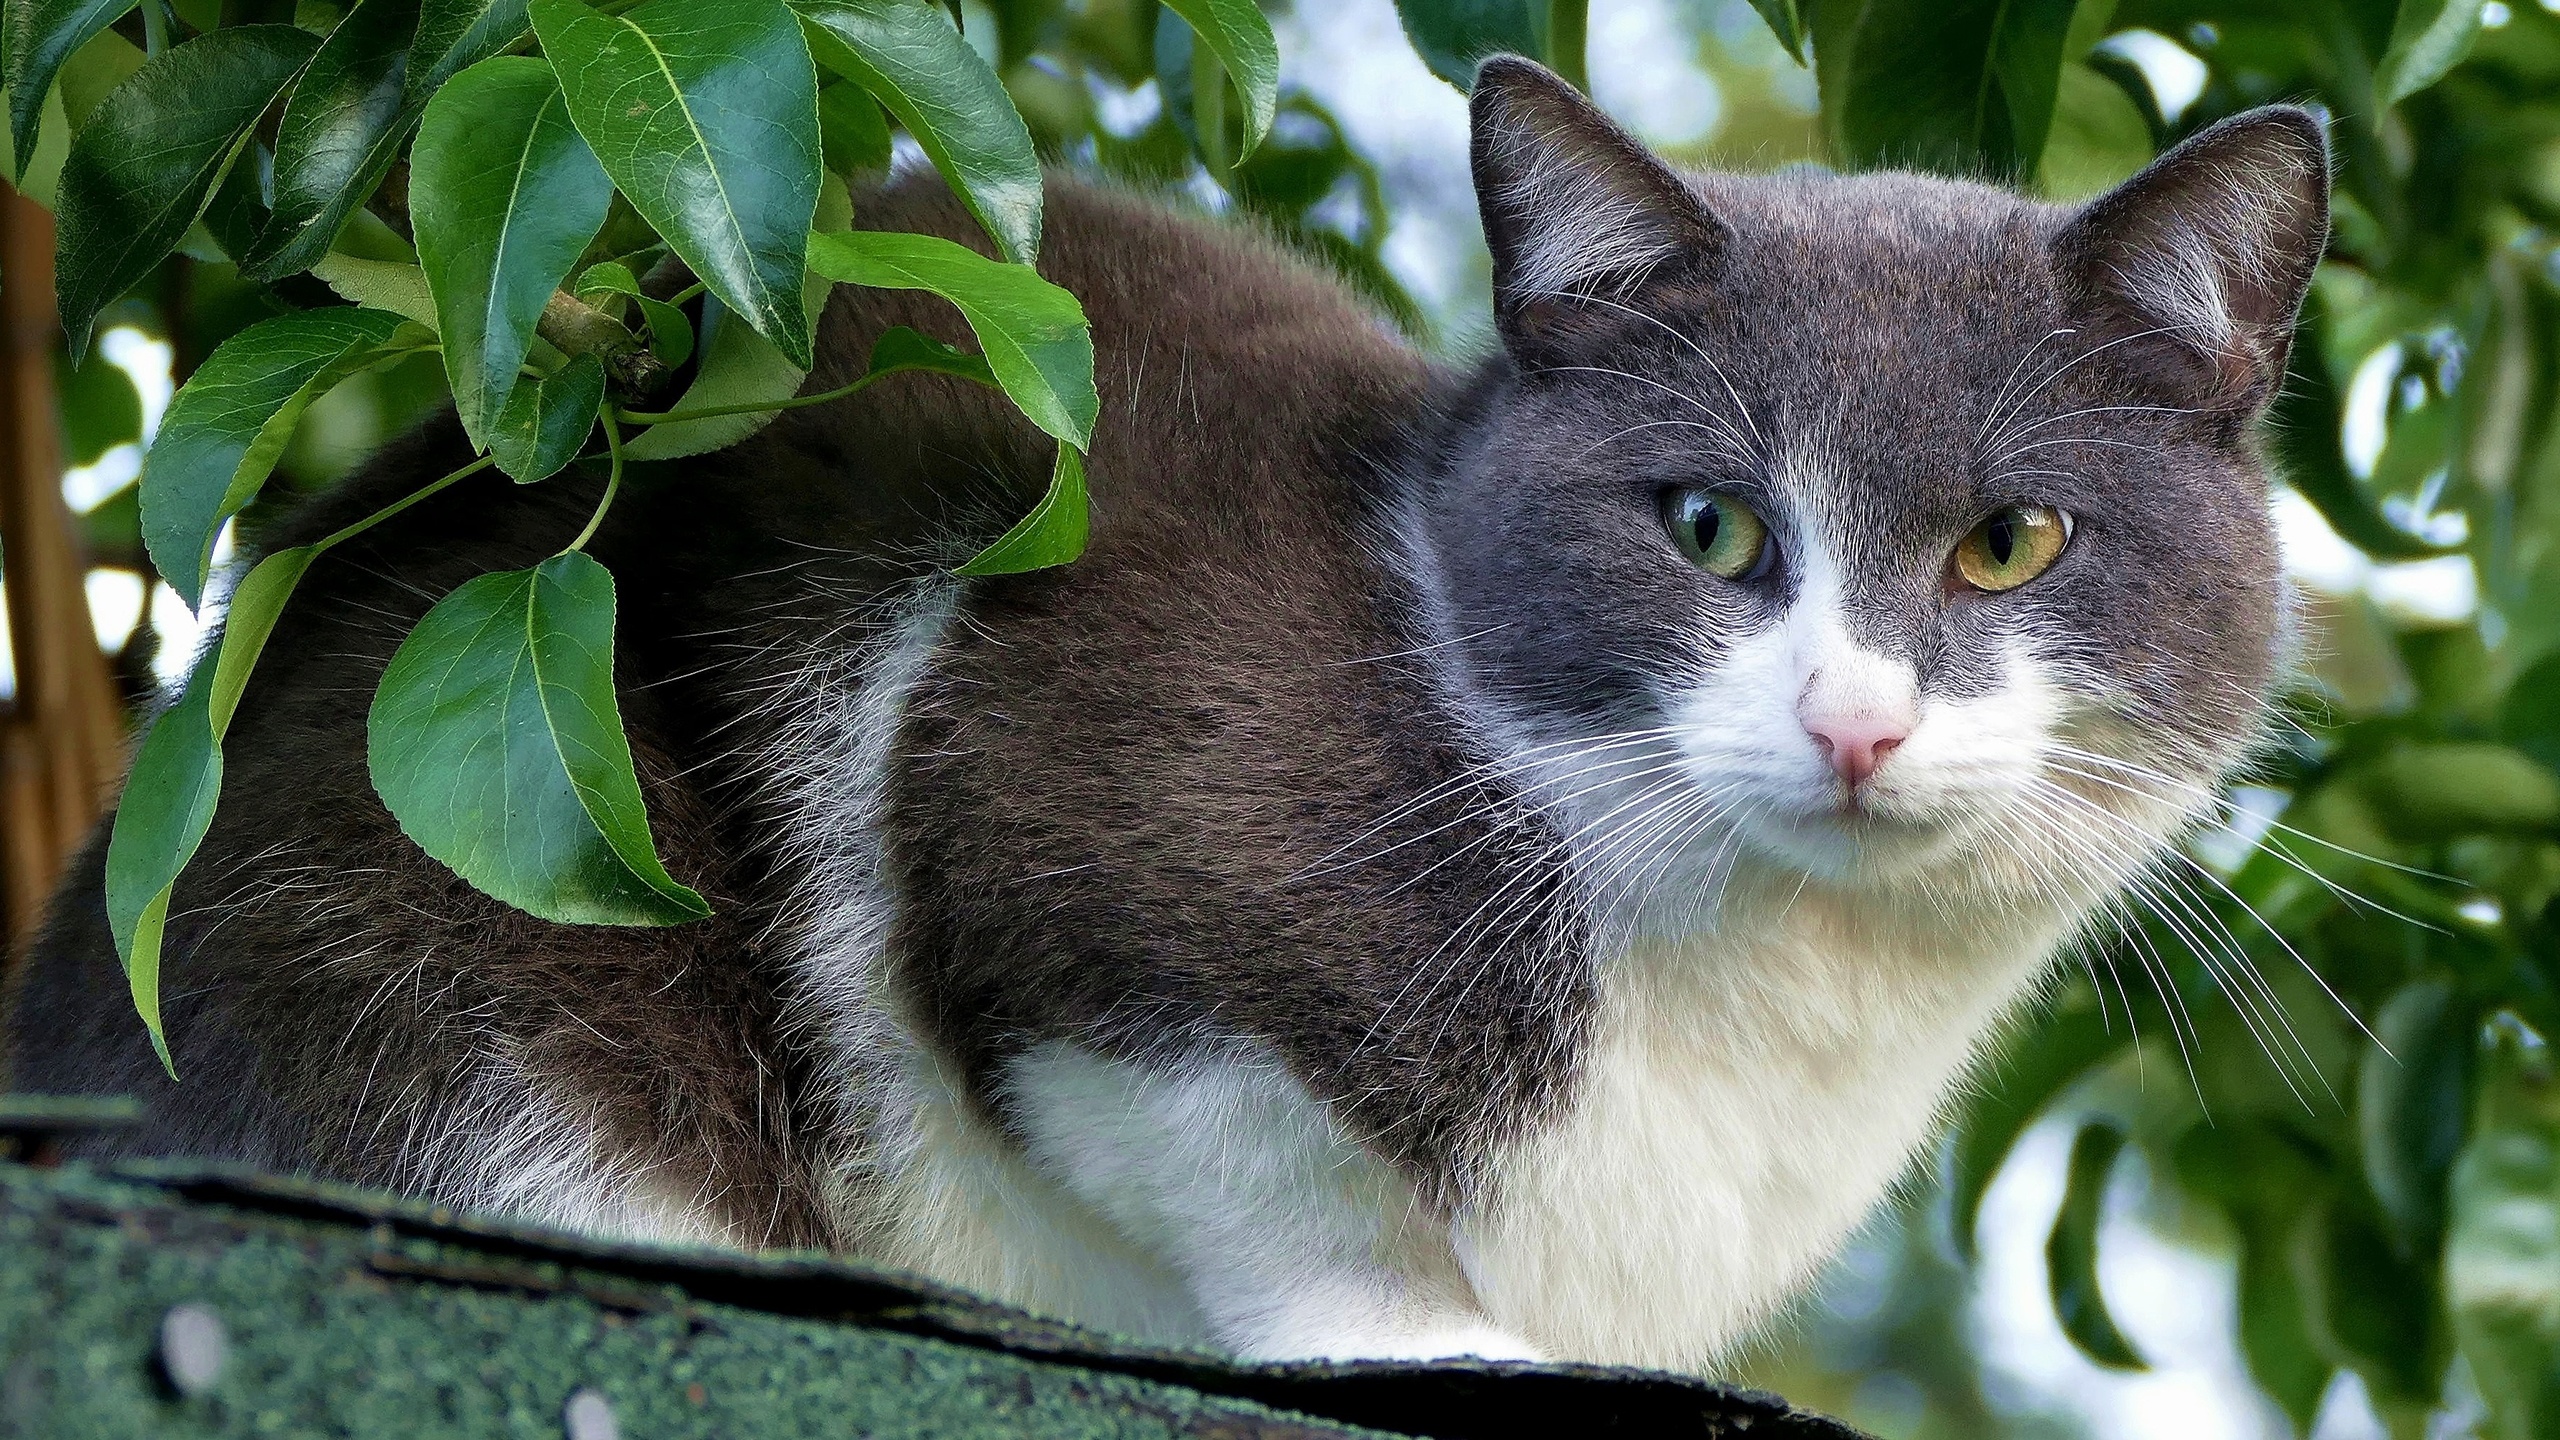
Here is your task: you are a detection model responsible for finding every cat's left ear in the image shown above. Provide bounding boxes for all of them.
[2050,105,2331,410]
[1471,56,1730,363]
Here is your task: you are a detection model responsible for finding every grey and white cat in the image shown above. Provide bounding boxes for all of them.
[7,57,2328,1370]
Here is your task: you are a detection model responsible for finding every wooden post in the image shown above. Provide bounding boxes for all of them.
[0,177,121,947]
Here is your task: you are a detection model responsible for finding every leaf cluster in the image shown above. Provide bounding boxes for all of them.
[17,0,1278,1067]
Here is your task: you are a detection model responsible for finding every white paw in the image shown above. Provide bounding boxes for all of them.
[1369,1322,1546,1363]
[1262,1321,1546,1364]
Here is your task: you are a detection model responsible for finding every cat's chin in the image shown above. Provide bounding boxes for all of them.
[1732,806,1982,888]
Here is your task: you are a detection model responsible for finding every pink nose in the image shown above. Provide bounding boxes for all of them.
[1803,715,1908,789]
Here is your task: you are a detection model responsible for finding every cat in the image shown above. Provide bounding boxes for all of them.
[5,56,2328,1370]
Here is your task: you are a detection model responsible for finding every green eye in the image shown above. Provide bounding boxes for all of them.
[1664,489,1770,579]
[1954,504,2072,592]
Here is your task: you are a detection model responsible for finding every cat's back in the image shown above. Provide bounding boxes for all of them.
[0,172,1437,1237]
[771,174,1435,538]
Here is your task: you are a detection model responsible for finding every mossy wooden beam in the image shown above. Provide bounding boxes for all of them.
[0,1156,1871,1439]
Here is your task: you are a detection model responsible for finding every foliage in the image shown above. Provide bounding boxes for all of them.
[19,0,1222,1066]
[21,0,2560,1424]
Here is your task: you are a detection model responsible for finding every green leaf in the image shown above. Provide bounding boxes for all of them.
[52,25,321,358]
[3,0,135,178]
[242,0,424,280]
[954,441,1086,575]
[2375,0,2486,109]
[2035,60,2152,201]
[198,138,273,263]
[1160,0,1278,157]
[5,72,74,211]
[2370,396,2450,501]
[209,546,323,735]
[617,290,806,459]
[489,352,604,482]
[309,253,441,327]
[866,323,995,387]
[105,542,324,1074]
[55,344,143,466]
[52,21,140,126]
[2449,1026,2560,1440]
[2502,653,2560,775]
[367,551,712,925]
[576,259,640,297]
[633,294,693,365]
[1390,0,1541,90]
[2273,296,2460,562]
[2359,979,2477,1257]
[2304,1198,2439,1401]
[2048,1119,2146,1370]
[2365,743,2560,839]
[1824,0,2077,177]
[1742,0,1802,62]
[1946,997,2121,1260]
[102,652,220,1076]
[804,227,1096,448]
[2175,1122,2335,1431]
[2061,0,2117,60]
[816,78,890,180]
[793,0,1040,263]
[573,259,691,365]
[1989,0,2077,174]
[533,0,822,368]
[411,56,615,448]
[405,0,533,107]
[140,306,425,607]
[2237,1216,2333,1430]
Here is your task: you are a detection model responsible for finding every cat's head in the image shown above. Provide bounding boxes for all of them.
[1409,58,2327,917]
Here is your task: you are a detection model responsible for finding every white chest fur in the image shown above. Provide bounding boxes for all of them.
[1459,886,2064,1368]
[955,880,2067,1368]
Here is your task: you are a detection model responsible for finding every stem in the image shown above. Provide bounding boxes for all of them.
[314,455,496,552]
[564,414,623,553]
[140,0,169,54]
[538,290,661,393]
[615,367,895,427]
[1545,0,1588,92]
[666,280,706,306]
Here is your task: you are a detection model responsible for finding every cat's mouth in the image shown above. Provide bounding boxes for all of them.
[1731,791,1984,883]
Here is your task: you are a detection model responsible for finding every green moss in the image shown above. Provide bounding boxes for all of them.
[0,1160,1864,1439]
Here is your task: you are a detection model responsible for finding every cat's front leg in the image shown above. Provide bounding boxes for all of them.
[1001,1040,1541,1363]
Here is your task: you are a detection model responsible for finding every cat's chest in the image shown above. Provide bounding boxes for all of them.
[1456,901,2062,1367]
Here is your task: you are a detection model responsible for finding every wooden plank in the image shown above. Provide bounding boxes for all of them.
[0,178,122,946]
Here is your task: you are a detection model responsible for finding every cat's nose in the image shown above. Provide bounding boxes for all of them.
[1802,715,1908,789]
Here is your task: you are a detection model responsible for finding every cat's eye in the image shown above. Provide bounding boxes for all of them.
[1664,489,1771,579]
[1953,505,2072,592]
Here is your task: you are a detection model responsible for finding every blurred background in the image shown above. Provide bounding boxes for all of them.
[0,0,2553,1435]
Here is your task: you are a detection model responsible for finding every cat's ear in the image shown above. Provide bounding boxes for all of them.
[2050,105,2330,409]
[1470,55,1729,362]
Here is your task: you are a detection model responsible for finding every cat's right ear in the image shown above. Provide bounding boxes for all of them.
[1471,56,1729,364]
[2049,105,2330,410]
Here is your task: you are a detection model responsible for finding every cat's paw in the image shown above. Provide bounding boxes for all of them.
[1364,1322,1546,1363]
[1258,1321,1546,1365]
